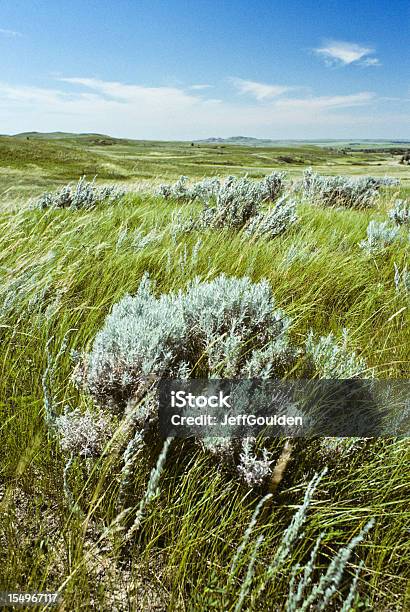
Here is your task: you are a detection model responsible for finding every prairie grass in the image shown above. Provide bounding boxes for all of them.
[0,180,409,610]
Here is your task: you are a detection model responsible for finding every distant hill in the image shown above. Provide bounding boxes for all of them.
[196,136,302,146]
[13,131,132,146]
[15,131,115,140]
[196,136,279,146]
[195,136,410,149]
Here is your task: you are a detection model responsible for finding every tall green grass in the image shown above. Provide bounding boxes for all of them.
[0,191,408,610]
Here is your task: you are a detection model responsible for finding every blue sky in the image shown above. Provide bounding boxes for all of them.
[0,0,409,139]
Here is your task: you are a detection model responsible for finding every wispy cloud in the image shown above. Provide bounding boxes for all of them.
[314,40,380,66]
[59,77,200,107]
[230,78,292,100]
[276,92,375,111]
[0,27,22,37]
[361,57,381,67]
[0,77,406,139]
[189,84,212,90]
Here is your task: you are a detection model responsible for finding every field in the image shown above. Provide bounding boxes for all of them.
[0,134,409,611]
[1,133,409,206]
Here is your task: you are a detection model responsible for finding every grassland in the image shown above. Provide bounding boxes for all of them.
[0,135,409,610]
[1,133,409,206]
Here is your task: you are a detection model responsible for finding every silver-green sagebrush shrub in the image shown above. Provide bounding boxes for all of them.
[159,171,286,206]
[55,406,113,458]
[359,220,400,254]
[158,175,192,201]
[159,175,212,202]
[260,171,287,202]
[74,274,294,409]
[67,276,370,493]
[305,329,368,378]
[237,438,274,488]
[196,175,262,229]
[170,174,296,238]
[388,198,409,226]
[244,196,298,239]
[70,274,297,491]
[302,169,399,209]
[33,176,126,210]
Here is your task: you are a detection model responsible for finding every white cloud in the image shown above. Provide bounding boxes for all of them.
[0,77,407,139]
[59,77,199,107]
[189,84,212,90]
[0,27,22,37]
[276,92,375,111]
[231,78,292,100]
[315,40,379,66]
[361,57,381,67]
